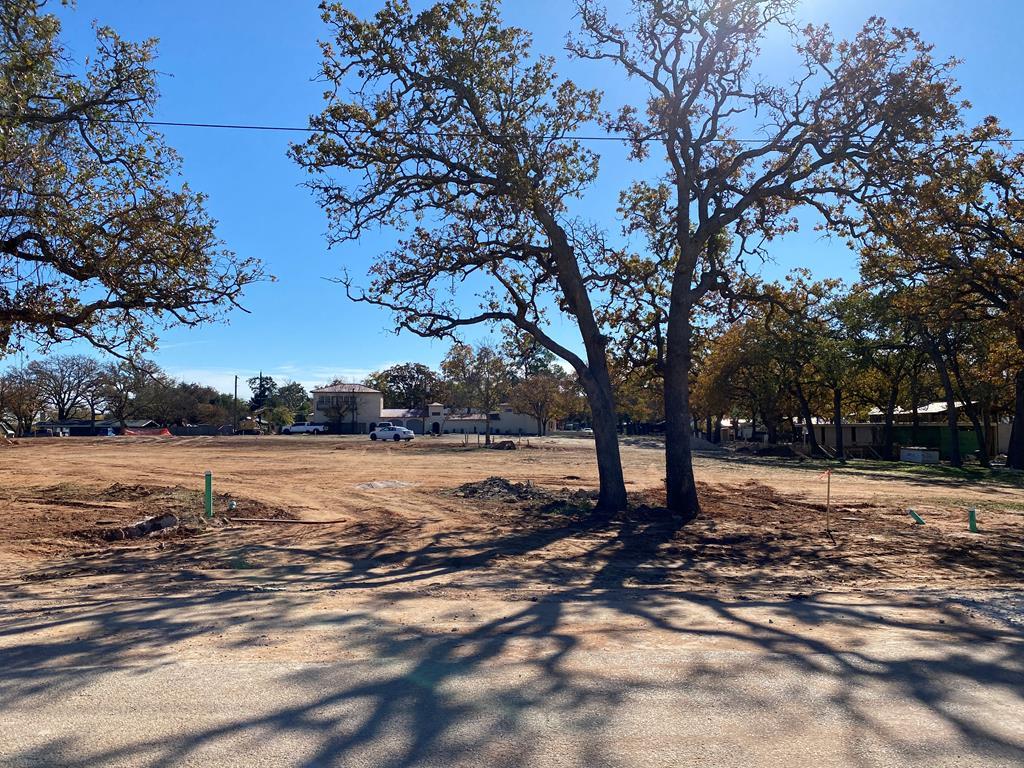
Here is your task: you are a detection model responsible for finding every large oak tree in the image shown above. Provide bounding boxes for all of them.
[570,0,963,517]
[292,0,628,509]
[0,0,261,357]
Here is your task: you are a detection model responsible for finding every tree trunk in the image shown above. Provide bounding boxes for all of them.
[705,415,712,442]
[926,342,962,467]
[1007,330,1024,470]
[1008,368,1024,469]
[794,382,822,457]
[983,407,993,459]
[961,402,989,467]
[882,384,898,461]
[663,308,699,520]
[909,365,921,445]
[713,414,722,444]
[534,210,627,513]
[577,367,627,512]
[832,388,844,460]
[946,344,990,467]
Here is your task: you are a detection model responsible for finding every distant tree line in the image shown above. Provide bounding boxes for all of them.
[0,355,313,435]
[360,332,585,444]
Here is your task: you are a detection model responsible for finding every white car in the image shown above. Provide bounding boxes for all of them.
[281,421,326,435]
[370,424,415,442]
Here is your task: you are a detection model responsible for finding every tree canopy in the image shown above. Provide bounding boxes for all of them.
[0,0,261,357]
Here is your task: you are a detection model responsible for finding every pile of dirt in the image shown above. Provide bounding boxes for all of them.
[448,477,600,513]
[489,440,517,451]
[452,476,549,501]
[0,482,298,561]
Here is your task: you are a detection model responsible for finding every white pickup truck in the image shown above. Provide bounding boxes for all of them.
[281,421,326,435]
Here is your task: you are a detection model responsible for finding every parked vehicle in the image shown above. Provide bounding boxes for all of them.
[370,424,415,442]
[281,422,326,435]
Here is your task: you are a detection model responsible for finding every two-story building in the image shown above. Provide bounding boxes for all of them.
[310,384,553,435]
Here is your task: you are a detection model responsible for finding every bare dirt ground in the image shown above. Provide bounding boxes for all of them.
[0,435,1020,593]
[1,436,1022,766]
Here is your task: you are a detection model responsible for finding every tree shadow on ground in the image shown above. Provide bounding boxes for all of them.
[706,452,1024,493]
[2,497,1023,767]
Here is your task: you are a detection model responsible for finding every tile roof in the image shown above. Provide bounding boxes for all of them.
[312,383,380,394]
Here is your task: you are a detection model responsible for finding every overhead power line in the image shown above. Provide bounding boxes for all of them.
[5,113,1024,144]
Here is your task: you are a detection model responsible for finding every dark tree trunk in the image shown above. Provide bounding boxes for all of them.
[882,384,899,461]
[533,210,627,513]
[578,367,627,512]
[909,364,921,445]
[794,382,822,457]
[713,414,722,444]
[946,343,990,467]
[705,415,712,441]
[1008,330,1024,470]
[832,388,844,460]
[1009,369,1024,469]
[926,341,962,467]
[663,308,699,520]
[961,404,989,467]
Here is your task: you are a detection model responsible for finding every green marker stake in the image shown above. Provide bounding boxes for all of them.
[969,507,979,533]
[908,508,925,525]
[204,470,213,519]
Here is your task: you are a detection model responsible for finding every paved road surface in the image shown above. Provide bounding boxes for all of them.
[1,587,1022,767]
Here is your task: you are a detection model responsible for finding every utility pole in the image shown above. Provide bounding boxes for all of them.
[233,375,239,434]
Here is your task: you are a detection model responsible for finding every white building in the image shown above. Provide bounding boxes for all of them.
[310,385,553,435]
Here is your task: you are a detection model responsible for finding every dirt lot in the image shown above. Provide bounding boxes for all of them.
[0,434,1021,594]
[2,436,1023,766]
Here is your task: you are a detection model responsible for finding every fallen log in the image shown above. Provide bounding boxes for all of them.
[102,513,178,541]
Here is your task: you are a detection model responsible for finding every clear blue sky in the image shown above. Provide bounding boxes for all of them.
[32,0,1024,396]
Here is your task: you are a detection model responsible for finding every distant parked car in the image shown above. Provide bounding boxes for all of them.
[281,422,326,435]
[370,424,415,442]
[580,427,594,435]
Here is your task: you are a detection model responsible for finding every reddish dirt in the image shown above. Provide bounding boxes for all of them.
[0,435,1020,594]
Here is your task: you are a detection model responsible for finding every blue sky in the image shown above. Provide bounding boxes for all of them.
[26,0,1024,396]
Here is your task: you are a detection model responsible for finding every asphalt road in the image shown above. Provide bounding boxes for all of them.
[2,589,1023,768]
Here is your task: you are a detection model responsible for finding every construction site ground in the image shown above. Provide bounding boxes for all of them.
[1,435,1022,767]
